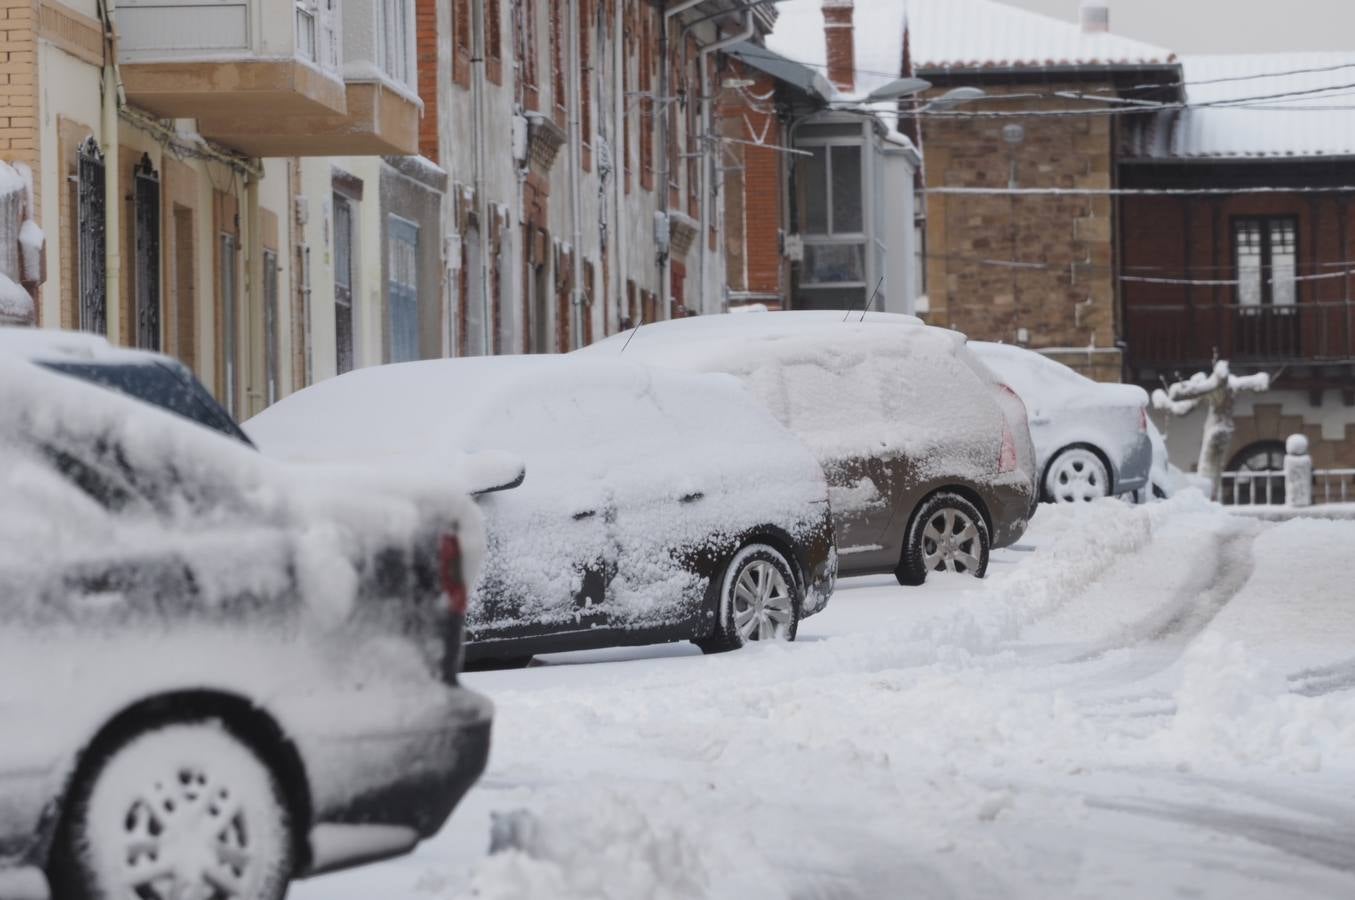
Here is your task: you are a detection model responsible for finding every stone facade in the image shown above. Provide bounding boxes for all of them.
[921,85,1120,382]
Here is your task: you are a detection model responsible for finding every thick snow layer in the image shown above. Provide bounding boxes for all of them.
[1123,52,1355,161]
[907,0,1175,70]
[246,357,830,635]
[297,496,1355,899]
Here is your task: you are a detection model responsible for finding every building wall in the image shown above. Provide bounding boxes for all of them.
[921,85,1121,381]
[719,65,788,307]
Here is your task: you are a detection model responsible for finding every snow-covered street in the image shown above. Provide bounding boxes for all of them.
[293,496,1355,899]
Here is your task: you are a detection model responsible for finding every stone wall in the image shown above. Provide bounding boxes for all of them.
[921,85,1121,381]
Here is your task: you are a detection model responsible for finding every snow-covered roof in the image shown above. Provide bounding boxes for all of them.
[765,0,907,103]
[1121,53,1355,162]
[907,0,1175,72]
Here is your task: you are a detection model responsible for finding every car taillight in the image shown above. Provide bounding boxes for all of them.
[999,421,1019,474]
[439,533,469,616]
[1138,406,1149,433]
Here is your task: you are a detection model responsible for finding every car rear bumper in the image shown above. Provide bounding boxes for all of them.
[1114,433,1154,495]
[800,506,838,618]
[989,473,1036,548]
[288,687,493,877]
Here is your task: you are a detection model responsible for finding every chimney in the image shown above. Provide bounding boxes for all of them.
[822,0,856,93]
[1080,0,1109,33]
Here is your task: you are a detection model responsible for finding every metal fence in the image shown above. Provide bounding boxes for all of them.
[1222,469,1355,506]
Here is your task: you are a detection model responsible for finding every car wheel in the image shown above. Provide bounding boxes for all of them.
[696,543,801,654]
[1044,447,1111,503]
[49,720,294,900]
[896,492,990,586]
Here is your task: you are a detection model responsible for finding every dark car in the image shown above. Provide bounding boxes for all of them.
[579,312,1039,585]
[245,356,838,663]
[0,335,491,900]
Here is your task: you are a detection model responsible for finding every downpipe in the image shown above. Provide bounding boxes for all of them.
[697,12,753,315]
[658,0,704,319]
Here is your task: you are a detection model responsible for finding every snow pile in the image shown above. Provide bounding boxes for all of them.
[247,356,830,637]
[0,160,41,324]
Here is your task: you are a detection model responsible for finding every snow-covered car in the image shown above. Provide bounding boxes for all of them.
[968,342,1153,504]
[578,312,1037,585]
[245,356,838,663]
[0,348,491,900]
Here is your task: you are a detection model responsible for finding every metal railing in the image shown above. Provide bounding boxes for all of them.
[1223,469,1355,506]
[1126,300,1355,367]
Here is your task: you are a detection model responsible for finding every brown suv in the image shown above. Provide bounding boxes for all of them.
[579,312,1038,585]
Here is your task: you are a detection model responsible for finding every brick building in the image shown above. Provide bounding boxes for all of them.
[906,0,1355,474]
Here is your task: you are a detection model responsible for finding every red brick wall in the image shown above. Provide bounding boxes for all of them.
[822,2,855,94]
[416,0,439,162]
[719,65,785,300]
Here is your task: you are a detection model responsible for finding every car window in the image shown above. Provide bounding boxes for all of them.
[37,360,254,447]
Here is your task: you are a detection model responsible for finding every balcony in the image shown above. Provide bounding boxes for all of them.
[116,0,347,119]
[197,0,422,157]
[1126,301,1355,374]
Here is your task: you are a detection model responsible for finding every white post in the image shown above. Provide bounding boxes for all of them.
[1284,433,1313,508]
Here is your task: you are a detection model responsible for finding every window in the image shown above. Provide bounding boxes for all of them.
[796,141,867,291]
[551,0,566,124]
[638,4,654,191]
[77,136,106,335]
[579,0,592,170]
[219,232,237,415]
[132,155,161,351]
[452,0,471,87]
[1234,217,1298,307]
[333,193,355,375]
[622,0,635,193]
[486,0,503,84]
[379,0,413,85]
[263,248,280,405]
[388,217,420,363]
[518,0,540,109]
[296,0,317,62]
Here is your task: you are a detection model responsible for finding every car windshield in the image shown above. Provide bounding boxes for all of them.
[37,360,254,447]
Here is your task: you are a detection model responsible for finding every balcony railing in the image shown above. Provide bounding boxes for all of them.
[1223,469,1355,507]
[1125,301,1355,369]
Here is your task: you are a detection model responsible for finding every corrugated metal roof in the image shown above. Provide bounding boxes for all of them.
[908,0,1175,71]
[1122,53,1355,162]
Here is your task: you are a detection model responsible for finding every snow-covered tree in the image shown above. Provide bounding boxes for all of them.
[1151,359,1271,500]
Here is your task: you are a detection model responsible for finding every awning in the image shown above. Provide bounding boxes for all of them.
[724,41,833,102]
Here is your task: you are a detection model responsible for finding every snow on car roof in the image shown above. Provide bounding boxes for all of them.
[579,312,997,468]
[0,352,484,615]
[970,342,1147,410]
[0,327,178,367]
[245,355,819,484]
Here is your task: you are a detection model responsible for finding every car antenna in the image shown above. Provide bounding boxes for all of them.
[845,276,885,323]
[619,309,645,355]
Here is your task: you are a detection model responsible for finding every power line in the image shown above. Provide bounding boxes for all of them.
[926,185,1355,197]
[922,251,1355,288]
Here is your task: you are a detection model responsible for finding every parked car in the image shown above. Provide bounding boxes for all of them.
[0,340,491,900]
[245,356,838,663]
[578,312,1037,585]
[968,342,1153,504]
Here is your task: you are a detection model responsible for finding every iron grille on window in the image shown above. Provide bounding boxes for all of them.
[133,154,161,351]
[334,194,355,375]
[77,136,106,335]
[263,248,280,405]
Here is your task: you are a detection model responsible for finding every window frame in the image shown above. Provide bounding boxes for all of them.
[795,135,869,291]
[1231,215,1300,308]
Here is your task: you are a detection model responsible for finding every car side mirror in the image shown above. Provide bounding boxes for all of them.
[458,450,526,496]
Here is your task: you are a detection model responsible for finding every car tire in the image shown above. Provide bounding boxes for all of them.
[695,543,801,654]
[1043,446,1112,503]
[48,719,294,900]
[895,492,991,586]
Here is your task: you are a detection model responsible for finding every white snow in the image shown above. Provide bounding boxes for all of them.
[295,496,1355,899]
[906,0,1176,70]
[0,273,32,323]
[1123,52,1355,161]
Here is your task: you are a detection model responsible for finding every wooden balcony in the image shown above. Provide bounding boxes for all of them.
[191,0,422,157]
[1125,300,1355,374]
[116,0,347,119]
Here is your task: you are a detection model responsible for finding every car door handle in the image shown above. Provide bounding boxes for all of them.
[572,509,597,520]
[679,491,705,504]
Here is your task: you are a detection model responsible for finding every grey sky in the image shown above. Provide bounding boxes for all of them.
[999,0,1355,54]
